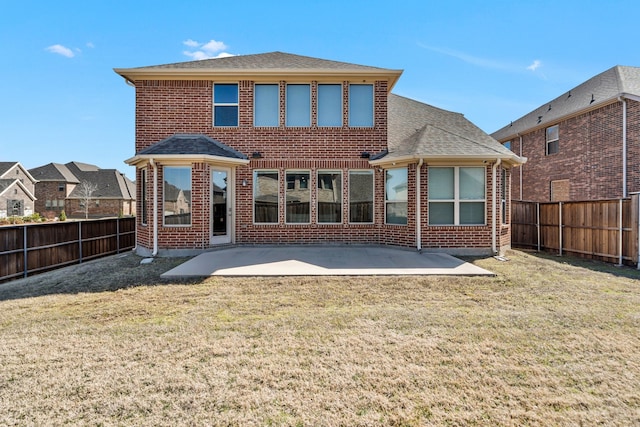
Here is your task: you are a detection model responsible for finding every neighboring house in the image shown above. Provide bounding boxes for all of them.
[29,161,136,218]
[0,162,37,218]
[115,51,524,256]
[492,65,640,202]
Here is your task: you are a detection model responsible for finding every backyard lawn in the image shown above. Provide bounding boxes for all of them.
[0,250,638,426]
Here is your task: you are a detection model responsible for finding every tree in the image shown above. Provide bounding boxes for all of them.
[77,180,98,219]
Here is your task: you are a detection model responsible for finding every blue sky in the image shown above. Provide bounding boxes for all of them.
[2,0,639,179]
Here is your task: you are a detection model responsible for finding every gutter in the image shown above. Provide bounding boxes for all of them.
[492,159,502,254]
[416,158,424,251]
[518,134,523,200]
[619,96,628,198]
[150,159,158,257]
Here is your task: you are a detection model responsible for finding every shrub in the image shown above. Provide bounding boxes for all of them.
[59,210,67,221]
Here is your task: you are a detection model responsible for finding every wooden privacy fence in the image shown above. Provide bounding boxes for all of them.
[511,196,639,266]
[0,217,136,282]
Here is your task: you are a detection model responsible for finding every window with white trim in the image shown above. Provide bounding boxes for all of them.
[546,125,559,155]
[141,168,148,225]
[285,171,310,223]
[286,84,311,127]
[254,170,279,224]
[348,84,373,127]
[213,83,238,127]
[163,166,191,226]
[385,167,408,225]
[428,167,486,225]
[318,84,342,127]
[317,170,342,223]
[349,170,374,223]
[254,83,279,127]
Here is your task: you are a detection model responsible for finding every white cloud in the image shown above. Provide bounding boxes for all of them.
[182,39,233,60]
[86,42,95,49]
[418,42,513,70]
[527,60,542,71]
[46,44,75,58]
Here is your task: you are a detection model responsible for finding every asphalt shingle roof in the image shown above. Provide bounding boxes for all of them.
[29,163,80,183]
[492,65,640,141]
[138,134,249,160]
[384,94,518,162]
[122,51,395,72]
[0,162,17,176]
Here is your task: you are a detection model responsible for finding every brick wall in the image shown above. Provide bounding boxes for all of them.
[509,100,640,202]
[34,181,68,215]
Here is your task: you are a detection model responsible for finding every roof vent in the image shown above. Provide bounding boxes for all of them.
[590,94,595,104]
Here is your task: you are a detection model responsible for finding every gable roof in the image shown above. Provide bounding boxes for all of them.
[0,162,38,183]
[67,168,136,200]
[29,163,80,183]
[125,134,250,167]
[372,94,523,166]
[0,162,18,176]
[114,51,403,91]
[0,178,37,201]
[492,65,640,141]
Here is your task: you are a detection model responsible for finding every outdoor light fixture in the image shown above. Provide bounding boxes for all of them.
[242,179,248,186]
[251,151,262,159]
[360,151,370,159]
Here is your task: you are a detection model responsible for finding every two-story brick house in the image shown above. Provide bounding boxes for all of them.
[115,52,523,256]
[492,65,640,202]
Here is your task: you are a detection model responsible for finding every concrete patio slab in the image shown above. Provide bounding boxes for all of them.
[160,246,494,278]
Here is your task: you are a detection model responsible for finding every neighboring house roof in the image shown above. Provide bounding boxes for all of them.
[29,163,80,183]
[492,65,640,141]
[0,161,39,183]
[125,134,250,167]
[29,161,135,200]
[114,51,403,91]
[372,94,523,166]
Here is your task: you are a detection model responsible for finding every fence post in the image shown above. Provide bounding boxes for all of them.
[559,202,563,256]
[536,202,541,251]
[618,199,623,267]
[116,218,120,254]
[23,225,28,278]
[78,221,83,264]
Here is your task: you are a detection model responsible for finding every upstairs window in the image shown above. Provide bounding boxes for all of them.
[286,84,311,127]
[504,141,512,151]
[213,83,238,127]
[546,125,559,155]
[318,84,342,127]
[348,84,373,127]
[254,84,279,127]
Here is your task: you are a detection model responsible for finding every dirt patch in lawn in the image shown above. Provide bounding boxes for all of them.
[0,250,639,426]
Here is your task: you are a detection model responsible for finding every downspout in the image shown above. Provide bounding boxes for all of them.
[416,158,424,252]
[620,97,628,198]
[518,135,523,200]
[492,158,502,254]
[150,159,158,257]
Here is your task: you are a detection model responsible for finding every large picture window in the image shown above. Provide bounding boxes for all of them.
[286,171,310,223]
[385,168,408,225]
[163,167,191,226]
[286,84,311,127]
[349,170,374,223]
[428,167,485,225]
[213,83,238,127]
[348,84,373,127]
[254,170,279,223]
[318,84,342,127]
[254,84,279,127]
[317,170,342,223]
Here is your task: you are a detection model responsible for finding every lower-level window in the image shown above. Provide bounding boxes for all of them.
[349,170,374,223]
[254,170,279,223]
[163,166,191,226]
[286,171,310,223]
[317,170,342,223]
[385,167,408,225]
[428,166,485,225]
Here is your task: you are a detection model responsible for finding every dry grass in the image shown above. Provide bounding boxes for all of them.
[0,250,639,426]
